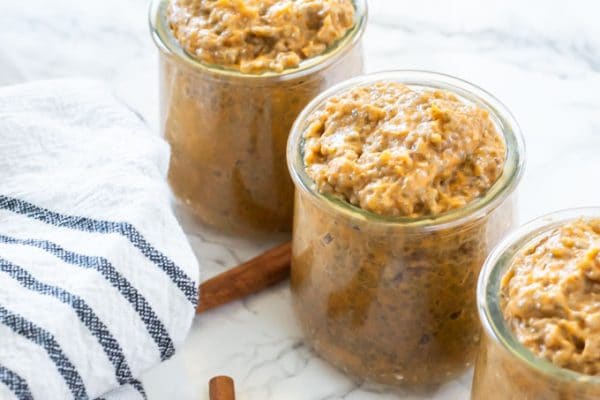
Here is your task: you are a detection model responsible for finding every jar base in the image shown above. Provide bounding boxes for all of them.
[305,330,475,389]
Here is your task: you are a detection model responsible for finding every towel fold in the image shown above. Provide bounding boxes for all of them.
[0,80,199,400]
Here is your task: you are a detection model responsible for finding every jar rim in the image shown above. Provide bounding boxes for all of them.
[286,70,527,231]
[148,0,368,82]
[478,207,600,385]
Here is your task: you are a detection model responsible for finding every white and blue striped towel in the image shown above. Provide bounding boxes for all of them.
[0,80,200,399]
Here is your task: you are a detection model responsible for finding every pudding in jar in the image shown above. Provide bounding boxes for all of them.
[149,0,367,235]
[168,0,357,74]
[303,81,506,217]
[287,71,525,387]
[474,211,600,400]
[502,219,600,375]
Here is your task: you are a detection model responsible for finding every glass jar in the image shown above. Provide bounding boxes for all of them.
[287,71,526,387]
[148,0,367,236]
[473,208,600,400]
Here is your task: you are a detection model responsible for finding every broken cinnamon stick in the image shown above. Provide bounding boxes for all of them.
[209,376,235,400]
[197,241,291,313]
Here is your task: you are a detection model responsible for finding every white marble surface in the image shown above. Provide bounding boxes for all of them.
[2,0,600,398]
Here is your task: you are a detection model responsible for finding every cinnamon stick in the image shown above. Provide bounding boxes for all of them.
[197,241,291,313]
[209,376,235,400]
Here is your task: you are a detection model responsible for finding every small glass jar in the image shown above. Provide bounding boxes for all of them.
[287,71,526,387]
[473,208,600,400]
[148,0,367,236]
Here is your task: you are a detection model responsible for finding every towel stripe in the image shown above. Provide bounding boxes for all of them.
[95,379,146,400]
[0,257,143,398]
[98,380,146,400]
[0,365,33,400]
[0,195,197,304]
[0,234,175,361]
[0,305,88,399]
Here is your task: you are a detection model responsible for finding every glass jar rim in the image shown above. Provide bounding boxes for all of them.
[286,70,527,231]
[478,207,600,385]
[148,0,368,83]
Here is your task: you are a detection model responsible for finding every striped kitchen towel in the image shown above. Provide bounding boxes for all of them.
[0,80,200,399]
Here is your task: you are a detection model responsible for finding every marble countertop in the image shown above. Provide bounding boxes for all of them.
[2,0,600,398]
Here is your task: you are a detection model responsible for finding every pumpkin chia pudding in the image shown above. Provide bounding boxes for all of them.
[287,72,525,387]
[303,81,506,217]
[150,0,366,234]
[502,219,600,375]
[168,0,356,73]
[473,213,600,400]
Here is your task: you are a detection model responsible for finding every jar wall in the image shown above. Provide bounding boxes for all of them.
[290,188,517,387]
[472,330,600,399]
[158,44,364,235]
